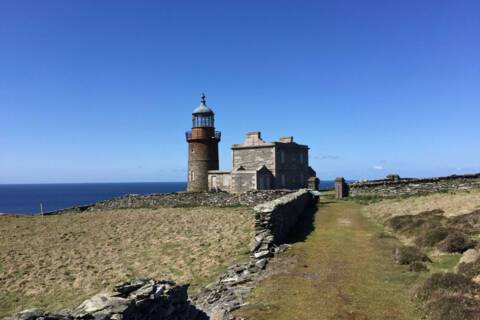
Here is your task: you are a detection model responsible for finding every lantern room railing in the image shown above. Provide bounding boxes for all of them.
[185,130,221,141]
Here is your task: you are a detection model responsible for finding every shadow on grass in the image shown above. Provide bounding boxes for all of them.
[319,200,336,206]
[285,205,317,244]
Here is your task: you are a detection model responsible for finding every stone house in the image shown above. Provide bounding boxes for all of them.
[208,132,317,193]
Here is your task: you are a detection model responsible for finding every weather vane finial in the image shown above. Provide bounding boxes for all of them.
[201,93,206,104]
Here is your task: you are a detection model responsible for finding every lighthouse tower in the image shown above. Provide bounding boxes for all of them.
[185,94,221,192]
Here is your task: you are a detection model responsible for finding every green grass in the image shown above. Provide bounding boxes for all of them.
[1,289,86,319]
[235,200,425,320]
[428,253,461,273]
[347,194,386,205]
[348,188,457,205]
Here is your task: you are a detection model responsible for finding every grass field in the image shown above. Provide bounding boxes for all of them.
[0,207,254,318]
[363,189,480,222]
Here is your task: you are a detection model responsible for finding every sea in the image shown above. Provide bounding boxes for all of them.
[0,181,335,215]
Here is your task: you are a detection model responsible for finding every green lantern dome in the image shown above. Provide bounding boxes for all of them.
[193,93,214,115]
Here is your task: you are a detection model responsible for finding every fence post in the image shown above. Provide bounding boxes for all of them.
[335,177,349,199]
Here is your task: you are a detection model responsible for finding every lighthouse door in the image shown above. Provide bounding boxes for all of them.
[212,176,218,190]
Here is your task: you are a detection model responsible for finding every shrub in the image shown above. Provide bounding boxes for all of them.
[409,261,428,272]
[457,260,480,279]
[387,210,446,236]
[416,272,478,301]
[376,231,397,239]
[426,294,480,320]
[448,209,480,234]
[415,226,450,247]
[393,246,430,265]
[387,215,415,233]
[437,231,475,253]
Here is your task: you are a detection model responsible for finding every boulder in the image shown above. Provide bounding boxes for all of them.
[72,293,130,318]
[458,248,480,265]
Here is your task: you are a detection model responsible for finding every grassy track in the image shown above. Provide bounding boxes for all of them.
[235,196,425,320]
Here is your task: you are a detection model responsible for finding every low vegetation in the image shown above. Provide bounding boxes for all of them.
[0,207,254,318]
[457,257,480,279]
[384,208,476,253]
[362,190,480,320]
[393,245,431,265]
[363,189,480,222]
[416,272,480,320]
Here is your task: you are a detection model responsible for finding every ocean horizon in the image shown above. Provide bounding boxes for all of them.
[0,181,336,215]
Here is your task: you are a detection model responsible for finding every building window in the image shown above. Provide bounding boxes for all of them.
[189,171,195,181]
[300,153,304,164]
[300,173,304,186]
[281,174,286,187]
[280,150,285,164]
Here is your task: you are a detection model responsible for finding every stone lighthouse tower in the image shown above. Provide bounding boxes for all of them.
[186,94,221,192]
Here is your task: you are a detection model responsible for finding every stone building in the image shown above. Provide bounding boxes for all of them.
[208,132,317,193]
[186,95,317,193]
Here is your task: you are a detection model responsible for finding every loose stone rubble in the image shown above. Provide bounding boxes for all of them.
[5,278,207,320]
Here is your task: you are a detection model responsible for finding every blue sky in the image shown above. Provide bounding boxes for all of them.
[0,0,479,183]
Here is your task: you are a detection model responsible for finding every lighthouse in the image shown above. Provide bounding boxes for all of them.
[185,94,221,192]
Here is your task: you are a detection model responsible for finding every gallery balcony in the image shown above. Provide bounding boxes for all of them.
[185,130,221,142]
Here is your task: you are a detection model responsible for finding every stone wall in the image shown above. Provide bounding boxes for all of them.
[46,190,293,215]
[349,173,480,197]
[194,189,319,319]
[252,189,318,258]
[6,278,207,320]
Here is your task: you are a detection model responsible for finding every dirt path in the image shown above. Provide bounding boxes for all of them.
[235,198,423,320]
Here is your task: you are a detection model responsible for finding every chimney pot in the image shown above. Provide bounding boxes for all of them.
[279,136,294,143]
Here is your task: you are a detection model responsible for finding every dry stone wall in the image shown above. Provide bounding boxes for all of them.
[349,174,480,198]
[194,189,319,319]
[252,189,318,258]
[47,190,293,215]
